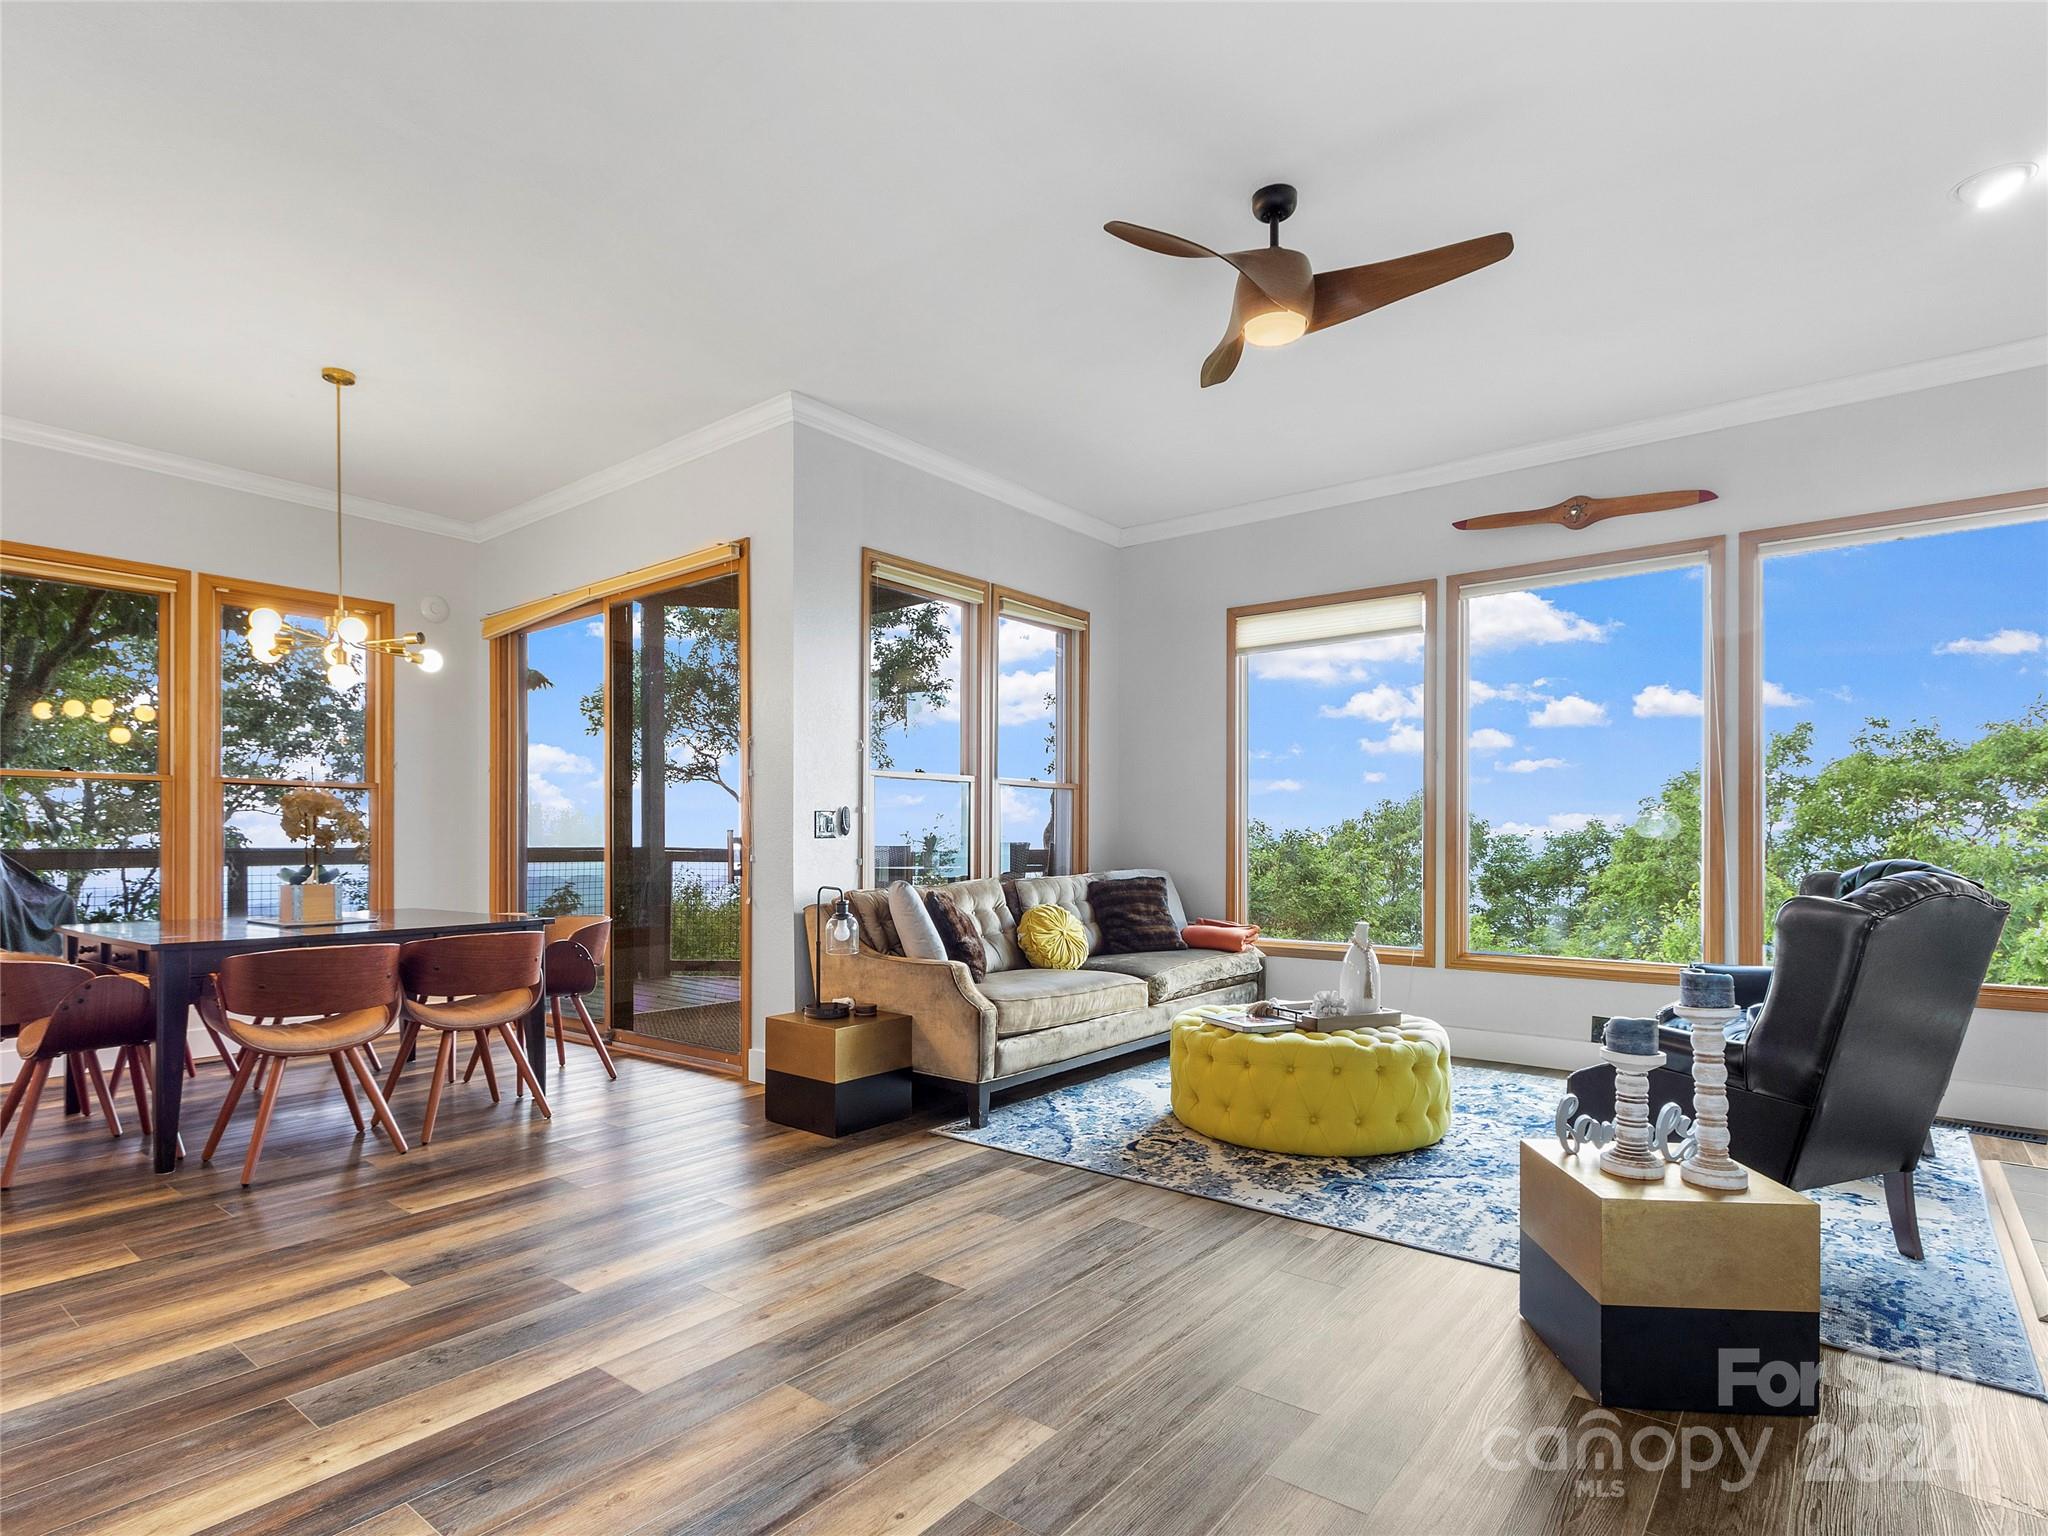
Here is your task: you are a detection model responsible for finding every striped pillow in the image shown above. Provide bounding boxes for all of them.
[1090,876,1187,955]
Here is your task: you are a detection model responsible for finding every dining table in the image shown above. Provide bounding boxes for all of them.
[57,909,551,1173]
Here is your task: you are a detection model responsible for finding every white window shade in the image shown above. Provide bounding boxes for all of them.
[998,595,1087,632]
[1235,592,1427,654]
[871,561,986,609]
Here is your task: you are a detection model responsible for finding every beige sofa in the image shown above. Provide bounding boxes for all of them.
[807,871,1264,1124]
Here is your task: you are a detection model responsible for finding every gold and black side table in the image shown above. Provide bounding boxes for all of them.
[765,1009,911,1137]
[1519,1137,1822,1416]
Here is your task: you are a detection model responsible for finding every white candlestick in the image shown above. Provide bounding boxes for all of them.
[1597,1045,1669,1182]
[1674,1002,1749,1192]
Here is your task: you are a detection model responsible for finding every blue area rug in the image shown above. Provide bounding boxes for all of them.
[936,1057,2046,1401]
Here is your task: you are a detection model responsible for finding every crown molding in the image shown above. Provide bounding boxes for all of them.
[1118,336,2048,546]
[472,393,800,542]
[787,393,1123,547]
[0,414,478,541]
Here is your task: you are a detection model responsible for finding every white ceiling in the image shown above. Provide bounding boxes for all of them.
[4,3,2044,533]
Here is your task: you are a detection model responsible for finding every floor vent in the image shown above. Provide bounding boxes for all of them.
[1940,1119,2047,1144]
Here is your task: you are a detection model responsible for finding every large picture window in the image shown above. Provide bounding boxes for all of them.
[1451,542,1723,977]
[862,551,1088,885]
[1742,499,2047,1006]
[0,544,187,921]
[1227,583,1434,960]
[200,577,394,918]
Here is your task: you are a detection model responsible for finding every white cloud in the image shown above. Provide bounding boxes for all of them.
[585,620,605,639]
[1503,757,1567,774]
[1248,633,1423,683]
[1762,680,1809,708]
[884,791,926,808]
[1824,685,1855,704]
[526,772,576,823]
[1252,777,1304,794]
[1362,771,1387,784]
[528,742,598,779]
[1632,684,1703,719]
[1320,683,1424,723]
[1000,784,1047,830]
[1250,744,1303,762]
[1497,811,1613,839]
[996,666,1055,725]
[1469,727,1516,753]
[1937,628,2044,657]
[1359,725,1425,755]
[1528,694,1608,728]
[1466,591,1610,654]
[1469,679,1542,705]
[997,619,1058,659]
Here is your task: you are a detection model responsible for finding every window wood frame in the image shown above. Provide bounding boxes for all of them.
[989,584,1090,879]
[486,544,754,1071]
[1737,488,2048,1014]
[1447,537,1727,984]
[1224,578,1437,966]
[0,541,192,918]
[196,574,396,918]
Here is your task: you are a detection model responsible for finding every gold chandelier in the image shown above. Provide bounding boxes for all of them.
[244,367,442,690]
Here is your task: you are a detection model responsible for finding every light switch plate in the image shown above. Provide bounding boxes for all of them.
[813,811,837,838]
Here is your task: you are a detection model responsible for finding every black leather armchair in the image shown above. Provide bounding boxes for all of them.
[1566,862,2010,1259]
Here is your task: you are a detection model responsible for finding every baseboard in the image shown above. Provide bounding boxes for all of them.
[746,1046,766,1084]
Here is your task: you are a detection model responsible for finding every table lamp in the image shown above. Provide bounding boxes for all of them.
[805,886,861,1019]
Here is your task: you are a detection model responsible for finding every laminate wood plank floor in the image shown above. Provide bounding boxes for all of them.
[3,1052,2044,1535]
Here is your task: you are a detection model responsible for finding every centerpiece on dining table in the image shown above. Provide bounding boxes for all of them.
[264,787,368,926]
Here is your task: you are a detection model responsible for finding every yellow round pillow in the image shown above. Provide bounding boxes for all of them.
[1018,904,1089,969]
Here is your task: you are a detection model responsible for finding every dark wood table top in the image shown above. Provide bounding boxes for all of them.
[59,909,546,951]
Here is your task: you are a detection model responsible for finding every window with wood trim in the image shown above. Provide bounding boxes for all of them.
[1450,542,1723,977]
[1227,583,1434,959]
[1742,500,2047,1004]
[199,576,394,918]
[862,551,1089,884]
[0,544,188,921]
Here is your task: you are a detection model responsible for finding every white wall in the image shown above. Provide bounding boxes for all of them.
[0,439,488,909]
[1109,368,2048,1129]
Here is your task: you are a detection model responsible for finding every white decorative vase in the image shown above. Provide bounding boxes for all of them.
[1337,921,1382,1013]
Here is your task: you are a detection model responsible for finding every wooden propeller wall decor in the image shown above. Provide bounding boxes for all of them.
[1453,489,1720,532]
[1106,183,1513,387]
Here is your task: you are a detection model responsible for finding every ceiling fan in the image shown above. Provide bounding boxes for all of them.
[1453,490,1719,532]
[1105,183,1513,387]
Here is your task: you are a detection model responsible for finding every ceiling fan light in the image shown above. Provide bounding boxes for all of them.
[1242,307,1308,348]
[1953,162,2036,209]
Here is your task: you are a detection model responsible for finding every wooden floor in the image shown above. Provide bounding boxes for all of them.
[2,1053,2045,1536]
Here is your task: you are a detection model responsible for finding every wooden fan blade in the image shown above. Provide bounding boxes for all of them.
[1307,232,1514,334]
[1201,330,1244,389]
[1454,489,1718,531]
[1105,221,1221,260]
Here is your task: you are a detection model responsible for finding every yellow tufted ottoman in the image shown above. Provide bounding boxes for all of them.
[1169,1012,1452,1156]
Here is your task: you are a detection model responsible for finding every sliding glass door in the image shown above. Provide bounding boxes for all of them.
[497,549,749,1072]
[606,569,745,1064]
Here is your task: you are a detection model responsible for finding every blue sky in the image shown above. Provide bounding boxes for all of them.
[1248,516,2047,843]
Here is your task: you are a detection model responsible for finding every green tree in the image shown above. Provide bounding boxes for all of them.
[868,599,956,771]
[580,604,742,801]
[1247,791,1425,946]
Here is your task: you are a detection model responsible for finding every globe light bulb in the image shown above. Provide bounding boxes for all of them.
[108,725,133,745]
[90,698,115,720]
[31,700,54,720]
[338,613,370,645]
[327,661,359,693]
[247,628,279,662]
[416,647,444,674]
[133,703,158,723]
[61,698,87,719]
[248,607,283,637]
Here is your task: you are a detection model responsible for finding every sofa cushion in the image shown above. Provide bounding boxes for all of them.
[976,968,1147,1037]
[1013,873,1101,950]
[924,890,986,981]
[1104,869,1190,932]
[1089,876,1186,955]
[931,876,1022,974]
[845,890,900,956]
[888,881,948,961]
[1085,948,1264,1005]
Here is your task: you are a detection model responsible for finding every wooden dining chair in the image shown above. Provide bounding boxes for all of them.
[2,961,164,1189]
[386,931,550,1145]
[199,944,409,1186]
[70,940,238,1078]
[467,914,617,1084]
